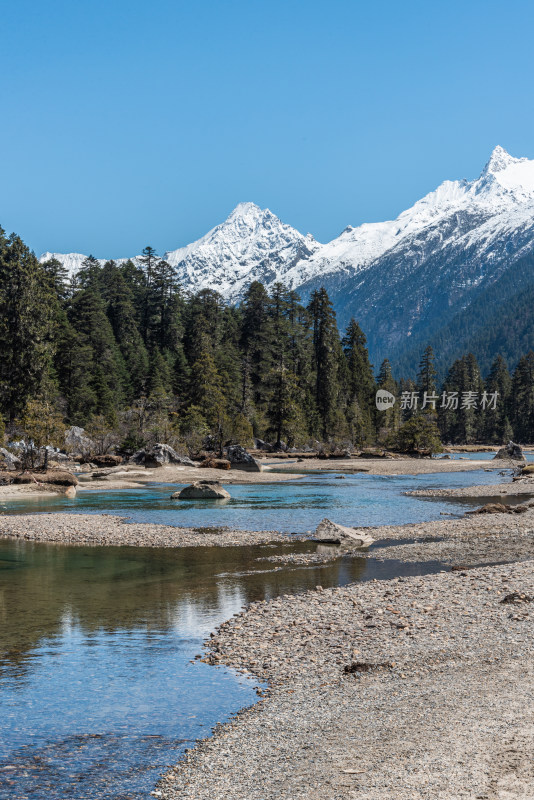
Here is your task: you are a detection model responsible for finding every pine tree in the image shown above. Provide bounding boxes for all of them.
[138,246,159,344]
[100,262,149,399]
[376,358,400,439]
[417,345,437,404]
[0,231,57,419]
[438,354,484,443]
[239,281,272,415]
[308,288,342,440]
[510,352,534,442]
[342,318,376,444]
[67,287,127,423]
[188,349,227,451]
[482,355,511,443]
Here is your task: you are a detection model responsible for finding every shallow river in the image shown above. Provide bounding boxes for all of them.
[0,467,513,799]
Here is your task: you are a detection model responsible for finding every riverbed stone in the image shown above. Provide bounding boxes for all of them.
[225,445,263,472]
[173,481,231,500]
[313,518,374,546]
[131,444,197,468]
[494,441,526,462]
[0,448,21,470]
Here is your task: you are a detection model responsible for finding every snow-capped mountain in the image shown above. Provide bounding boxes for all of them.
[162,202,319,301]
[283,145,534,292]
[40,146,534,368]
[40,201,319,299]
[296,145,534,366]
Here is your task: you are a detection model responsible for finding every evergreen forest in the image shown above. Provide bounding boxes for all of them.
[1,227,534,457]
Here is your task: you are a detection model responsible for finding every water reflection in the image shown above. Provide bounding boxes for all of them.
[0,467,507,798]
[0,537,407,799]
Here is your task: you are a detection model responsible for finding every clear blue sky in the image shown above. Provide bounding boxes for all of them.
[1,0,533,258]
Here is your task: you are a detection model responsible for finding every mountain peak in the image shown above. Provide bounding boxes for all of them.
[477,146,534,198]
[227,201,265,219]
[482,145,521,175]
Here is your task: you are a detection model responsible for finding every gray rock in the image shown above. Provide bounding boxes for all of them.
[65,426,94,457]
[272,441,288,452]
[131,444,196,468]
[0,447,22,470]
[494,441,526,462]
[253,438,274,452]
[313,518,374,547]
[226,445,263,472]
[172,481,231,500]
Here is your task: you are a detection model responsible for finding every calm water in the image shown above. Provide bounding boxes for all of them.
[0,467,516,532]
[0,467,515,799]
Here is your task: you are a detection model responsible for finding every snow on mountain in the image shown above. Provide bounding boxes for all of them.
[39,147,534,324]
[162,202,319,300]
[283,145,534,292]
[39,252,104,276]
[39,202,319,297]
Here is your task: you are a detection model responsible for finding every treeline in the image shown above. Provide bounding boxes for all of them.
[1,227,534,454]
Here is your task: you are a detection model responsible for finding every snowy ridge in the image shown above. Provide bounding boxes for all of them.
[39,146,534,310]
[162,201,319,301]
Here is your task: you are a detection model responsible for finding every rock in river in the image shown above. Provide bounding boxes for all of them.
[172,481,231,500]
[313,518,374,546]
[493,441,526,462]
[225,445,263,472]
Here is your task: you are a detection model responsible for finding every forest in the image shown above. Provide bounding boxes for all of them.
[1,227,534,458]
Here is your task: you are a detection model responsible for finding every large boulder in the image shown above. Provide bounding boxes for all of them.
[0,448,22,471]
[172,481,231,500]
[494,441,526,462]
[313,518,374,547]
[253,438,274,452]
[225,445,263,472]
[130,444,196,468]
[65,426,94,457]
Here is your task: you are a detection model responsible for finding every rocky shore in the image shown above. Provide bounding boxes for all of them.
[407,477,534,498]
[159,558,534,800]
[0,513,302,548]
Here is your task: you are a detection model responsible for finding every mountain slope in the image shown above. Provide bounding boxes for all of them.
[41,202,320,298]
[395,250,534,379]
[162,202,319,300]
[290,146,534,365]
[39,146,534,372]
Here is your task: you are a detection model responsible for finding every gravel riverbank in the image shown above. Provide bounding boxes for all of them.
[159,558,534,800]
[407,477,534,498]
[0,513,302,548]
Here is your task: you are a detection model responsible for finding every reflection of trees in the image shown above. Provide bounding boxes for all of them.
[0,539,368,678]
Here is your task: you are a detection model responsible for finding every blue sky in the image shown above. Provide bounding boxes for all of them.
[1,0,533,257]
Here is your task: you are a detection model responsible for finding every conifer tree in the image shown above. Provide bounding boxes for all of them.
[308,288,342,440]
[417,345,437,401]
[482,355,511,443]
[376,358,400,439]
[0,231,57,419]
[342,318,376,444]
[510,352,534,442]
[100,262,149,399]
[67,287,127,422]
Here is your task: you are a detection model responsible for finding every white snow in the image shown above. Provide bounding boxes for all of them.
[39,146,534,297]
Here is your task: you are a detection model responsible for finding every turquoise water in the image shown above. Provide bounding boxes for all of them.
[1,468,515,532]
[0,468,517,799]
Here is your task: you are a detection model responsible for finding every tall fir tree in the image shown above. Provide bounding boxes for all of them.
[308,288,343,440]
[0,231,57,419]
